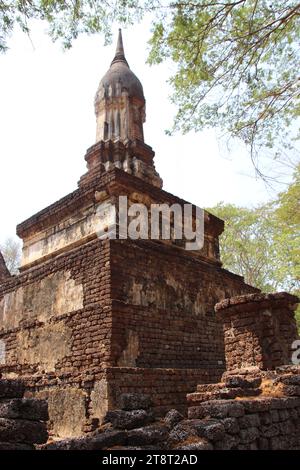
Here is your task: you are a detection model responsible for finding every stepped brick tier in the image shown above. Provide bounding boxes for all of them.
[215,292,299,371]
[184,366,300,450]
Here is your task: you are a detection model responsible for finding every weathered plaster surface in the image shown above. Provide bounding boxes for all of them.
[127,276,213,316]
[90,379,109,424]
[0,270,83,330]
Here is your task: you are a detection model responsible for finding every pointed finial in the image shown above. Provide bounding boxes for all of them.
[111,29,129,66]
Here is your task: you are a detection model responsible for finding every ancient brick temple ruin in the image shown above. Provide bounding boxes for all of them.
[0,252,10,284]
[0,31,299,442]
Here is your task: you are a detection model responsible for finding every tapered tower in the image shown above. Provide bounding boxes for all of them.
[80,29,162,188]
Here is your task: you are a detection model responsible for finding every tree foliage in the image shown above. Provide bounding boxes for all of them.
[0,237,21,274]
[0,0,146,52]
[208,202,279,290]
[208,165,299,292]
[149,1,300,163]
[273,164,300,293]
[207,165,300,327]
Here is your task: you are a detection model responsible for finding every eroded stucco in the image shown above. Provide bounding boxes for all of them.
[117,330,139,367]
[21,200,112,267]
[0,270,83,330]
[128,276,209,316]
[90,379,109,424]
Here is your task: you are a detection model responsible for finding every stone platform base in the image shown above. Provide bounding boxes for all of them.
[0,366,223,439]
[105,367,224,417]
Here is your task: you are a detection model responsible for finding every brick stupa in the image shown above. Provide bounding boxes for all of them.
[0,31,259,438]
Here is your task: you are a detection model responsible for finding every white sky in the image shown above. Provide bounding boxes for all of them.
[0,20,295,244]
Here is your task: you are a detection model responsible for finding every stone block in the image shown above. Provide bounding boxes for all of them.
[258,437,269,450]
[188,400,244,419]
[277,374,300,386]
[221,417,239,434]
[43,430,127,450]
[214,434,239,450]
[238,414,260,428]
[176,438,213,450]
[225,375,262,389]
[0,418,48,444]
[278,409,290,421]
[127,423,169,446]
[260,424,279,438]
[104,409,154,430]
[119,393,152,411]
[270,410,279,422]
[260,412,272,425]
[188,418,225,442]
[168,421,198,445]
[281,385,300,397]
[239,426,259,444]
[279,420,295,435]
[269,436,289,450]
[0,380,25,399]
[164,409,184,428]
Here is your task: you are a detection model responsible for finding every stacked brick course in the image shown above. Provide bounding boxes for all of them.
[104,367,223,417]
[41,369,300,450]
[0,239,112,376]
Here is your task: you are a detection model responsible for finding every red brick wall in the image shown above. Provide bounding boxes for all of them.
[0,239,113,376]
[110,239,258,369]
[216,293,299,371]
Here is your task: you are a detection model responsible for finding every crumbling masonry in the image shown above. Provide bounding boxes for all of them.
[0,31,298,441]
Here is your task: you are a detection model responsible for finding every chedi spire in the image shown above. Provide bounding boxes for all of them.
[80,29,162,188]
